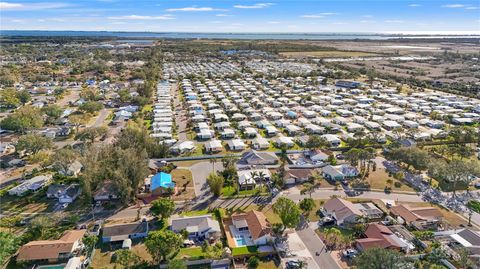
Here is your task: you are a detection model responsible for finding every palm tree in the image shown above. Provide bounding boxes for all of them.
[250,171,259,191]
[257,171,266,192]
[209,158,217,171]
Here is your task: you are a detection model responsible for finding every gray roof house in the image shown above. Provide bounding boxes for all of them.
[170,214,221,240]
[102,221,149,243]
[237,150,278,166]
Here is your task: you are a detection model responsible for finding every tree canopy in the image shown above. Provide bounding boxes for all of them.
[150,198,175,220]
[16,133,54,155]
[145,230,183,263]
[354,248,408,269]
[0,106,43,132]
[273,197,301,228]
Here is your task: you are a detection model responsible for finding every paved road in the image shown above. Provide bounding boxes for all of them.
[173,83,188,142]
[283,189,424,203]
[296,222,341,269]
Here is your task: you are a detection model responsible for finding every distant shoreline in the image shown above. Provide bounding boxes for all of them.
[1,30,479,40]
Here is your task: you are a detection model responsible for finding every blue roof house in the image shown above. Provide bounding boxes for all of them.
[151,172,176,195]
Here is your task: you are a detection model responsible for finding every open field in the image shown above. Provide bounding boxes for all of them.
[281,50,379,58]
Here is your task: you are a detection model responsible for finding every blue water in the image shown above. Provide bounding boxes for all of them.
[236,236,247,246]
[37,264,65,269]
[2,30,477,40]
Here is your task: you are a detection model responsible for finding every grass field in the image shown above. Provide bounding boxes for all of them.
[280,50,378,58]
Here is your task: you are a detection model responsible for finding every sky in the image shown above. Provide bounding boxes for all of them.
[1,0,479,33]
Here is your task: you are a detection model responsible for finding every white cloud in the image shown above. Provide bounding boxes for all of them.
[408,4,421,7]
[301,14,324,18]
[0,1,71,10]
[166,7,226,12]
[108,15,174,20]
[216,13,231,17]
[210,21,223,24]
[332,22,346,25]
[360,20,376,23]
[11,19,26,23]
[233,3,273,9]
[385,20,404,23]
[267,21,280,24]
[362,15,373,18]
[319,12,337,15]
[465,6,479,9]
[442,4,465,8]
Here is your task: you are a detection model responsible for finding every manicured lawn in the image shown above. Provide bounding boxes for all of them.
[232,246,258,256]
[221,186,269,198]
[181,209,211,217]
[175,247,205,260]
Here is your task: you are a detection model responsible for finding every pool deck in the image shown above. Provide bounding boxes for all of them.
[223,218,237,248]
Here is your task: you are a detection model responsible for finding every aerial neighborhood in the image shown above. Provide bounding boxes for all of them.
[0,35,479,269]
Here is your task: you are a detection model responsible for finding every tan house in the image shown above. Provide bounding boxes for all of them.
[17,230,86,263]
[390,204,442,230]
[322,197,363,226]
[227,210,272,247]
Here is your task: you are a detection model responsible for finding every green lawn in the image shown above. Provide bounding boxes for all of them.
[181,209,211,217]
[232,246,258,256]
[221,186,269,198]
[175,247,205,260]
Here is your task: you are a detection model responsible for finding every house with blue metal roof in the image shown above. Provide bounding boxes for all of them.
[150,172,175,195]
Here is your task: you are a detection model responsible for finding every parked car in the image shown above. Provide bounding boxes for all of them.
[342,249,359,259]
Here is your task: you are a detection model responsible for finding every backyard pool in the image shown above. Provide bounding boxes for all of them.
[235,236,247,246]
[37,264,65,269]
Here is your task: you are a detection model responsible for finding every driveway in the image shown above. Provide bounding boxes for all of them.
[283,231,320,269]
[296,223,342,269]
[180,161,224,197]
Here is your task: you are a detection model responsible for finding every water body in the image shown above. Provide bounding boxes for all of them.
[1,30,479,40]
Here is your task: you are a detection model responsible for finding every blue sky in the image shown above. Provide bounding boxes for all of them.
[1,0,479,33]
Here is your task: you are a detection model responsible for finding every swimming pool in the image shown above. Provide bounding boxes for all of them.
[236,236,247,246]
[37,264,65,269]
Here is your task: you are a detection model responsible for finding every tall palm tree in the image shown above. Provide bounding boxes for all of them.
[257,171,266,191]
[209,158,217,171]
[250,171,259,191]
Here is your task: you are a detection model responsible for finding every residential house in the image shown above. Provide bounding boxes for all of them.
[322,197,363,226]
[283,168,313,185]
[17,230,86,263]
[205,140,223,153]
[390,204,442,230]
[93,181,119,202]
[322,164,359,181]
[149,172,176,195]
[229,210,272,247]
[46,184,82,204]
[237,150,278,166]
[9,174,52,196]
[102,221,149,243]
[227,139,246,151]
[237,168,271,190]
[321,134,341,147]
[448,229,480,255]
[170,214,221,241]
[252,137,270,150]
[59,161,83,176]
[355,223,412,252]
[306,149,329,162]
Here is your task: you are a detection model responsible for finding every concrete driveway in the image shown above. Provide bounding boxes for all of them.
[296,222,342,269]
[181,161,224,197]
